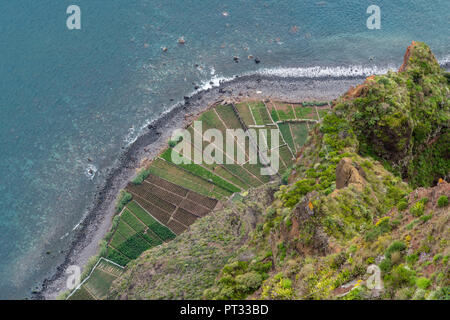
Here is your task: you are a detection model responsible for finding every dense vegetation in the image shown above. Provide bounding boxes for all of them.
[106,43,449,300]
[337,42,449,187]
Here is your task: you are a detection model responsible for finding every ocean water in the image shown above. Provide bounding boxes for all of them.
[0,0,448,299]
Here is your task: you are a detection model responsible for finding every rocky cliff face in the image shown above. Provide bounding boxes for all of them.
[108,43,449,300]
[337,42,449,187]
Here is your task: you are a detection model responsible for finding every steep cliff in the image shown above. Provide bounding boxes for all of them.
[108,42,449,300]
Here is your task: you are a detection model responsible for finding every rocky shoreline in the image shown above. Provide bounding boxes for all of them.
[37,73,369,300]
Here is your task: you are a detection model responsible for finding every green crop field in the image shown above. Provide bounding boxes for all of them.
[116,218,137,238]
[214,105,251,161]
[221,164,262,187]
[121,209,146,233]
[215,105,243,129]
[249,105,263,124]
[278,123,295,153]
[272,102,295,121]
[127,201,176,241]
[248,102,272,125]
[278,145,294,168]
[149,158,231,199]
[84,268,118,299]
[172,130,249,180]
[235,102,255,126]
[108,218,156,262]
[243,162,271,183]
[113,233,152,260]
[270,106,280,122]
[68,285,95,300]
[141,229,164,247]
[106,247,130,266]
[109,229,128,249]
[203,163,250,189]
[160,149,241,193]
[67,258,125,300]
[197,109,228,132]
[294,106,315,119]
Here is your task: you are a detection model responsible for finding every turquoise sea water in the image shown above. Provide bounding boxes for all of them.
[0,0,448,299]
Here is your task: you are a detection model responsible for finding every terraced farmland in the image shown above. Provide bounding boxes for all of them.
[278,123,295,152]
[289,122,309,154]
[235,102,255,126]
[270,101,296,121]
[247,101,273,125]
[69,101,327,300]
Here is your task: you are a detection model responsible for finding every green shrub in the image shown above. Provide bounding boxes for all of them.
[366,257,375,264]
[433,286,450,300]
[132,168,150,185]
[388,264,416,288]
[281,168,292,185]
[235,272,264,293]
[365,216,393,241]
[207,257,272,300]
[281,178,315,208]
[385,241,407,259]
[379,258,392,273]
[420,214,432,223]
[416,277,431,290]
[437,195,448,207]
[406,253,419,265]
[397,200,409,211]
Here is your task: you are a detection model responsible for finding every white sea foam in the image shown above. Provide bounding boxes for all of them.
[254,64,398,78]
[127,56,450,148]
[438,55,450,66]
[123,125,137,145]
[85,164,97,180]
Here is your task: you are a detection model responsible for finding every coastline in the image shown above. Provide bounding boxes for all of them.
[38,73,371,300]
